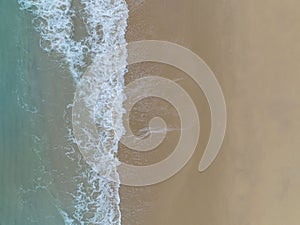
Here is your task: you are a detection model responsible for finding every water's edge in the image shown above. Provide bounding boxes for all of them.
[17,0,129,224]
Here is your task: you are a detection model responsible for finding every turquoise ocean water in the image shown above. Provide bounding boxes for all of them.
[0,1,64,224]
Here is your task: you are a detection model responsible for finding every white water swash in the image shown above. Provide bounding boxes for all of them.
[18,0,129,224]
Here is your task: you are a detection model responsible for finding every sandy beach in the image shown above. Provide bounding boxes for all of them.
[120,0,300,224]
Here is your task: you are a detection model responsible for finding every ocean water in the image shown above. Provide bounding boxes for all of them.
[0,0,128,224]
[0,1,61,224]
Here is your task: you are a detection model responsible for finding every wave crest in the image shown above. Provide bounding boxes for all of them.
[18,0,128,224]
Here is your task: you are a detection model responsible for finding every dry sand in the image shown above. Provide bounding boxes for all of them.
[120,0,300,224]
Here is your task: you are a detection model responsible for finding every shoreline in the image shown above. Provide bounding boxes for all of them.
[10,0,300,224]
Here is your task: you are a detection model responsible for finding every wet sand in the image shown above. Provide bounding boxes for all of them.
[121,0,300,224]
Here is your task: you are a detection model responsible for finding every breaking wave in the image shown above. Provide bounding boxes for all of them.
[18,0,128,224]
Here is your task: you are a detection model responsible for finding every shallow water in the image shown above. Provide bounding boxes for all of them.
[0,1,64,224]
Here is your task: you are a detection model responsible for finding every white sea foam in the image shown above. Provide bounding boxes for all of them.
[18,0,128,224]
[18,0,128,82]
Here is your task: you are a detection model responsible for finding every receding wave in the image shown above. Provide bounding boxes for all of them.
[18,0,128,224]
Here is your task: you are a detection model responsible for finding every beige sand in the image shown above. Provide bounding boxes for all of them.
[120,0,300,224]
